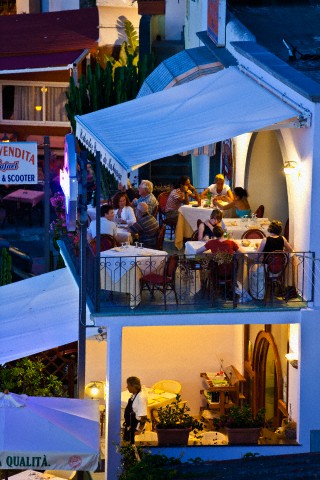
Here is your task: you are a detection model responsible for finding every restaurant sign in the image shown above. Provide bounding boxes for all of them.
[0,453,89,470]
[207,0,226,47]
[0,142,38,185]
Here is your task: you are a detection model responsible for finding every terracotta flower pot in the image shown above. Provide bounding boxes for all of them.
[225,427,261,445]
[156,427,192,446]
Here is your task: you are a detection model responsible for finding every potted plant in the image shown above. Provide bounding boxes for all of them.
[155,394,203,446]
[213,404,266,445]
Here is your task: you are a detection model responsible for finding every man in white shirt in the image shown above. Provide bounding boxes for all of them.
[87,204,117,243]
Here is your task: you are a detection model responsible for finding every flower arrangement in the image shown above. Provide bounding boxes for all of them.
[155,394,203,432]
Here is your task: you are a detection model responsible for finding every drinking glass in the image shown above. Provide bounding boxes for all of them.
[139,243,144,249]
[134,242,139,248]
[125,242,130,248]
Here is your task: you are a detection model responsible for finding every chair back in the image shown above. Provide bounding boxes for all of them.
[190,219,204,241]
[151,379,182,394]
[284,218,289,240]
[165,254,179,278]
[241,229,266,239]
[255,205,265,218]
[90,234,117,254]
[157,191,170,214]
[265,251,288,276]
[156,224,167,250]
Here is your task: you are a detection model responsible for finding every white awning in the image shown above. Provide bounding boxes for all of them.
[75,66,305,185]
[0,268,95,365]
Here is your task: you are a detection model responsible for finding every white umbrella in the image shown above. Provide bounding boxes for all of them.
[0,392,100,471]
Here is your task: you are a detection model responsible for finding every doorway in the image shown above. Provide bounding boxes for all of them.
[252,331,284,427]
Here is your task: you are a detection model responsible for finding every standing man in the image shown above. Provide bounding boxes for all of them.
[87,204,117,242]
[132,180,158,216]
[123,376,148,444]
[129,202,159,248]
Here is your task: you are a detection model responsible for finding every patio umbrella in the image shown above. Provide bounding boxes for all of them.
[0,392,100,471]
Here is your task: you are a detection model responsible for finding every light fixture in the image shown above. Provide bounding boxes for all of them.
[283,161,298,175]
[285,352,298,369]
[85,381,105,399]
[1,133,9,142]
[95,326,107,342]
[35,105,42,112]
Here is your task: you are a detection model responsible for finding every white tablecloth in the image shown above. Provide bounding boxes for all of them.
[175,203,269,250]
[184,239,263,297]
[100,246,167,308]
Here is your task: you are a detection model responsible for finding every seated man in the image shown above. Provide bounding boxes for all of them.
[87,204,117,243]
[165,175,200,224]
[129,202,159,248]
[132,180,158,216]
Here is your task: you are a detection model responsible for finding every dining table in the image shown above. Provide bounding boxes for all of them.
[100,245,168,308]
[184,239,263,296]
[175,202,270,250]
[3,188,44,207]
[121,387,177,430]
[2,188,45,226]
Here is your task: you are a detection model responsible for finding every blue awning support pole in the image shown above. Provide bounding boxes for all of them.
[43,136,50,273]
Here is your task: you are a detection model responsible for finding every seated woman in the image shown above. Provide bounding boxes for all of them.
[198,209,225,241]
[257,220,294,254]
[196,225,245,255]
[213,187,251,218]
[165,175,200,223]
[113,193,136,226]
[200,174,234,201]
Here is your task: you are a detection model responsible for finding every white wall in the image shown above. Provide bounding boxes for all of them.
[97,5,140,46]
[165,0,186,41]
[185,0,207,49]
[86,325,244,414]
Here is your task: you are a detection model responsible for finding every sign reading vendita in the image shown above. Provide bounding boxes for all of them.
[207,0,226,47]
[0,142,37,184]
[60,134,78,231]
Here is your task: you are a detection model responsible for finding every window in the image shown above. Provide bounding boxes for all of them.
[0,81,69,126]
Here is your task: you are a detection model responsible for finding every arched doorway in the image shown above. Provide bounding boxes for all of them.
[246,131,289,225]
[252,331,284,427]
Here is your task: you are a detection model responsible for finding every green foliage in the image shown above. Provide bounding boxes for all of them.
[213,404,266,430]
[156,394,203,432]
[0,358,64,397]
[118,444,180,480]
[0,248,12,285]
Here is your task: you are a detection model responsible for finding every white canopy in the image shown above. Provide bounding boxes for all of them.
[0,392,99,471]
[0,268,94,365]
[76,66,302,185]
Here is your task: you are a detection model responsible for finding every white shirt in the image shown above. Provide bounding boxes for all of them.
[87,217,117,240]
[132,390,148,422]
[208,183,231,196]
[114,206,136,226]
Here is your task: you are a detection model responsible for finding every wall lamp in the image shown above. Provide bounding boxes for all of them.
[284,161,299,175]
[1,133,10,142]
[35,105,42,112]
[285,352,299,369]
[85,381,105,399]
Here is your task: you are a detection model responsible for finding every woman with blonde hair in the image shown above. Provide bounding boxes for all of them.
[200,174,234,201]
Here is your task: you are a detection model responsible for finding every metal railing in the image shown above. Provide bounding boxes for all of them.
[61,238,314,314]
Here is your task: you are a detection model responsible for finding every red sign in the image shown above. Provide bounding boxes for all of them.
[207,0,226,47]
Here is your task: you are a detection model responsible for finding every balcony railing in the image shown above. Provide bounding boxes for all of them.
[61,239,313,315]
